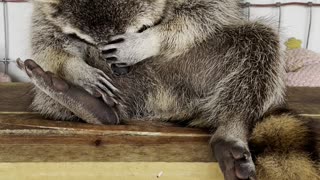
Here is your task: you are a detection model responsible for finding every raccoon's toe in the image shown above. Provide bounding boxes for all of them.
[18,59,70,92]
[213,138,256,180]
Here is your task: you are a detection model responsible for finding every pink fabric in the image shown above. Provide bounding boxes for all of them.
[285,49,320,87]
[0,72,11,82]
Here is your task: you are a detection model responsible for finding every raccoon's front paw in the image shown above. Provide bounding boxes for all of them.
[99,31,161,66]
[76,67,122,107]
[212,138,256,180]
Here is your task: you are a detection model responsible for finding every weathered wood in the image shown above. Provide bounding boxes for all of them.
[1,83,320,116]
[0,162,224,180]
[0,114,212,162]
[0,83,34,112]
[0,83,319,163]
[287,87,320,116]
[0,83,215,162]
[0,114,208,135]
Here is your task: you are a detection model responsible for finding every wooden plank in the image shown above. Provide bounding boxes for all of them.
[1,83,320,116]
[0,83,319,163]
[0,114,212,162]
[0,162,223,180]
[287,87,320,116]
[0,143,212,162]
[0,114,209,135]
[0,83,34,112]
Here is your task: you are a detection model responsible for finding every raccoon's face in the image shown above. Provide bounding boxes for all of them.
[35,0,154,45]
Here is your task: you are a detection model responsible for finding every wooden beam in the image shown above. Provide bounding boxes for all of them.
[0,83,319,163]
[0,114,212,162]
[0,83,33,112]
[287,87,320,116]
[0,162,223,180]
[1,83,320,117]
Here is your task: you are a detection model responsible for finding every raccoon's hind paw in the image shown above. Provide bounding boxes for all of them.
[17,59,70,93]
[17,59,120,125]
[99,31,160,66]
[212,138,256,180]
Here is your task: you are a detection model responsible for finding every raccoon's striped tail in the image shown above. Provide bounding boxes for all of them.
[250,111,320,180]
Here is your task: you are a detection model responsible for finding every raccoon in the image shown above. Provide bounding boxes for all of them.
[18,0,319,179]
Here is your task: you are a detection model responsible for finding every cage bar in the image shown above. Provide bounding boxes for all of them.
[2,1,9,74]
[306,2,313,49]
[0,1,320,76]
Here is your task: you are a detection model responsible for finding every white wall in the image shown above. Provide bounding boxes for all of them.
[0,2,33,82]
[0,4,5,75]
[0,0,320,82]
[246,0,320,52]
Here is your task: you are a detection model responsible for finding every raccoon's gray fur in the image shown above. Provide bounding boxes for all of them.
[25,0,319,179]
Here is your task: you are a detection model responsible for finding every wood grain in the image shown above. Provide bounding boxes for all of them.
[287,87,320,116]
[0,83,319,163]
[0,114,212,162]
[0,162,224,180]
[0,83,34,112]
[1,83,320,116]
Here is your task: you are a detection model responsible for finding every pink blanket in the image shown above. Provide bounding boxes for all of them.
[0,72,11,83]
[285,49,320,87]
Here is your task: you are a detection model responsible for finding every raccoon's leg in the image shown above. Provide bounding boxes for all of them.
[211,125,256,180]
[18,59,119,125]
[32,89,76,121]
[202,22,285,180]
[100,0,242,65]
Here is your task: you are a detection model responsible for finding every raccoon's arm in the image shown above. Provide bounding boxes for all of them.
[31,6,68,74]
[101,0,242,64]
[149,0,243,58]
[32,7,119,104]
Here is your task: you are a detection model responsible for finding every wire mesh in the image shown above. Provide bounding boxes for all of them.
[0,1,319,76]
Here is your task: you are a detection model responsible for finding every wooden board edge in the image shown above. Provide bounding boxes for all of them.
[0,162,223,180]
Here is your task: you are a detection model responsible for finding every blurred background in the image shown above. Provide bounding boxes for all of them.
[0,0,320,85]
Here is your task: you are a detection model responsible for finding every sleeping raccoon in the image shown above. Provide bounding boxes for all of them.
[18,0,319,179]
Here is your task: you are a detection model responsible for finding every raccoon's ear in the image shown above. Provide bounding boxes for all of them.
[33,0,60,4]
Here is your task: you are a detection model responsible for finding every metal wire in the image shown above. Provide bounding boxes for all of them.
[1,0,27,75]
[0,1,319,75]
[2,1,9,74]
[277,2,282,32]
[0,0,28,2]
[243,2,320,7]
[0,60,15,62]
[245,2,251,20]
[306,2,313,49]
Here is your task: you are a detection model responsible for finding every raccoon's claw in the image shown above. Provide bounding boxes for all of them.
[212,138,256,180]
[99,34,131,65]
[77,67,123,107]
[99,31,160,66]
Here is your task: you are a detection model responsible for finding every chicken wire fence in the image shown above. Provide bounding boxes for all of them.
[1,1,320,76]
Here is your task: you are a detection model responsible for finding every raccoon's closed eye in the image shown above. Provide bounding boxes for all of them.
[67,33,86,42]
[67,33,80,39]
[138,25,151,33]
[137,17,163,33]
[67,33,95,46]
